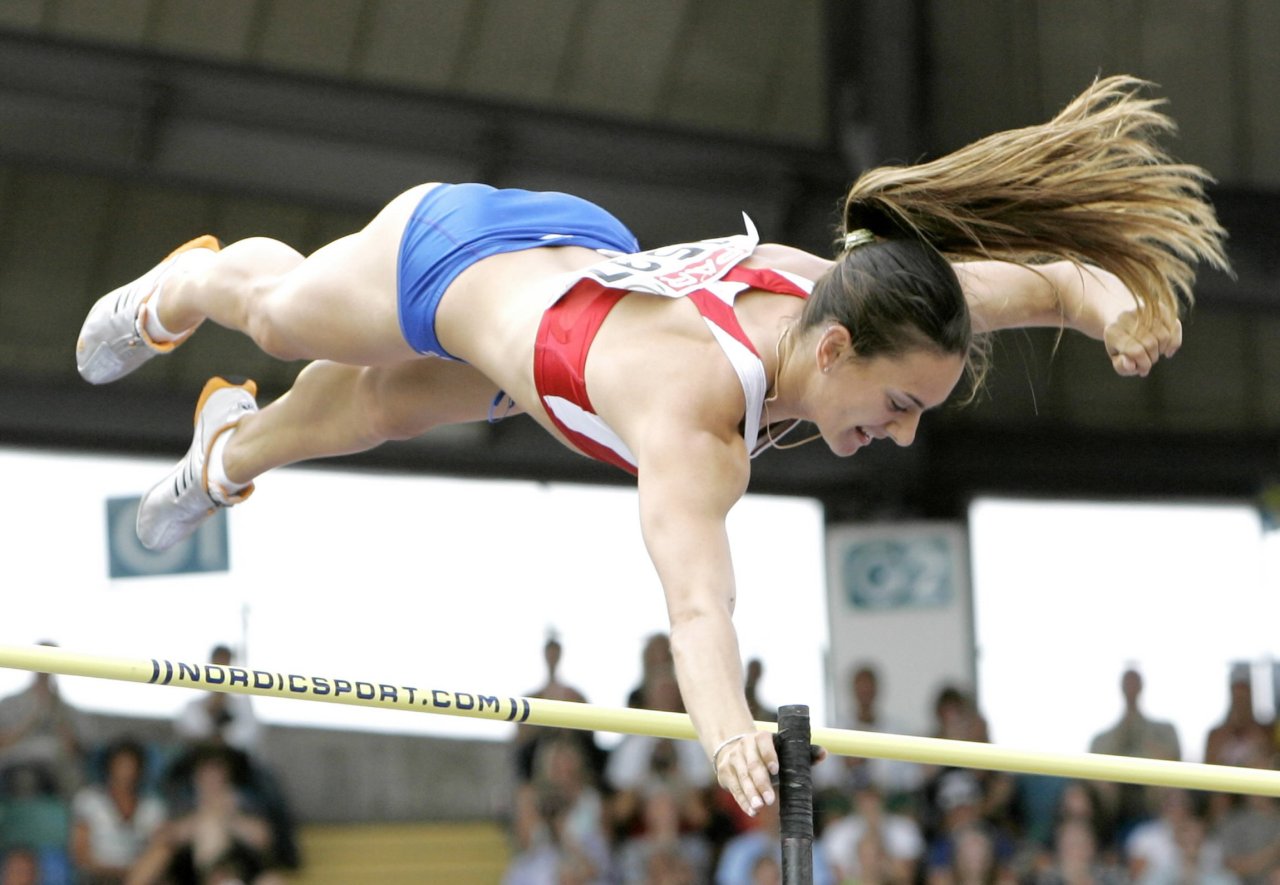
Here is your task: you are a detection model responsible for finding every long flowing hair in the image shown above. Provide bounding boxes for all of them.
[843,75,1230,328]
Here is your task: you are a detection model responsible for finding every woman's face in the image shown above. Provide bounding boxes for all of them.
[810,338,964,457]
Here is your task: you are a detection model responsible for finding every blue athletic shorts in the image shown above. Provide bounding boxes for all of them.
[396,183,640,360]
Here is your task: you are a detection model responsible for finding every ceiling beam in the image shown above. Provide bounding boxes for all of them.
[1,28,1276,521]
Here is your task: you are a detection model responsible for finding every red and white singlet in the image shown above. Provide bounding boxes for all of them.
[532,217,813,475]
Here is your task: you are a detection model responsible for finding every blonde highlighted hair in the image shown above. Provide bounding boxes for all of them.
[843,75,1230,324]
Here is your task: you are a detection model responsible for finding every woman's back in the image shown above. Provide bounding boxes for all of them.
[436,239,827,461]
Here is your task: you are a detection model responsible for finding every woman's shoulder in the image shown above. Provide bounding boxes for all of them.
[748,243,832,280]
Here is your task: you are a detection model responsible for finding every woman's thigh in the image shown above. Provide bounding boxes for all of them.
[360,355,524,439]
[260,184,439,366]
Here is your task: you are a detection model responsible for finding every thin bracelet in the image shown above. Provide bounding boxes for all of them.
[712,731,757,770]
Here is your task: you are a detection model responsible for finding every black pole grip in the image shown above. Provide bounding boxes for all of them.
[777,703,814,885]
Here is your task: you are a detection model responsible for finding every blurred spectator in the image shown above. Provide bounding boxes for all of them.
[70,738,165,884]
[614,784,711,884]
[1136,813,1238,885]
[529,635,586,705]
[506,739,611,885]
[1218,788,1280,885]
[1090,669,1182,761]
[923,770,1016,884]
[1204,665,1273,770]
[926,821,1015,885]
[0,798,68,883]
[514,635,603,786]
[127,745,282,885]
[0,847,40,885]
[1089,668,1182,840]
[814,664,923,816]
[820,775,923,883]
[921,688,1014,843]
[0,644,89,799]
[744,658,777,724]
[627,634,675,710]
[1009,775,1070,855]
[840,831,897,885]
[174,646,260,756]
[1030,818,1126,885]
[508,734,611,884]
[714,800,836,885]
[170,646,299,872]
[933,685,990,744]
[751,853,782,885]
[642,843,699,885]
[1051,781,1116,858]
[606,674,711,796]
[1123,788,1219,880]
[535,736,608,864]
[605,668,715,878]
[504,790,564,885]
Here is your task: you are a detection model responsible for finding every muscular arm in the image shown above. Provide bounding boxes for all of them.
[957,260,1181,376]
[958,260,1112,334]
[755,247,1181,377]
[635,422,778,815]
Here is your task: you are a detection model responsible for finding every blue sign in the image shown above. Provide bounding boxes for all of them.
[106,496,229,579]
[842,536,954,611]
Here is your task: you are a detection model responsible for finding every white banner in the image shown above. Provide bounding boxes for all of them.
[825,522,973,736]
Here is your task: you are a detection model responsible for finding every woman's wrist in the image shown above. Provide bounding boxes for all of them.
[711,731,757,770]
[1065,263,1133,340]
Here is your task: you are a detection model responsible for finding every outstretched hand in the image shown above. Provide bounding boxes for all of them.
[1103,306,1182,377]
[1078,265,1182,377]
[713,731,830,816]
[714,731,779,816]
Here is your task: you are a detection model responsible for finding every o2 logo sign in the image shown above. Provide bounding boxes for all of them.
[842,535,955,611]
[105,497,229,579]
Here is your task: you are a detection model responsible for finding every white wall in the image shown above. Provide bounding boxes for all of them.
[0,447,829,745]
[824,522,973,735]
[970,498,1277,761]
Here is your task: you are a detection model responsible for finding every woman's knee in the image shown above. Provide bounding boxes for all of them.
[355,365,438,442]
[204,240,304,359]
[243,283,308,361]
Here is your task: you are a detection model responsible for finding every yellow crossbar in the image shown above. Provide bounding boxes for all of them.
[2,644,1277,796]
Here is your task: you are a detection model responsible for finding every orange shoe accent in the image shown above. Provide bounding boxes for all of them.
[194,376,258,504]
[165,235,222,263]
[138,235,223,352]
[192,376,258,426]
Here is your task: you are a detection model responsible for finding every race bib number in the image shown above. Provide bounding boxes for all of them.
[581,214,759,297]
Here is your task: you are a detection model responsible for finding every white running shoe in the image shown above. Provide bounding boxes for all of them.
[76,235,220,384]
[137,377,258,551]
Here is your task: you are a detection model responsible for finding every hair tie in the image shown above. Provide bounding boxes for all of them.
[843,229,876,251]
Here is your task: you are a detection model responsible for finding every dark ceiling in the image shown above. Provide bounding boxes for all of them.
[1,0,1278,521]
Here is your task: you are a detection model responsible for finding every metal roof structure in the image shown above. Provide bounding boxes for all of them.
[2,1,1278,519]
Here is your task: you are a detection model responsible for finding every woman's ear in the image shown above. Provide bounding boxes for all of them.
[816,324,853,373]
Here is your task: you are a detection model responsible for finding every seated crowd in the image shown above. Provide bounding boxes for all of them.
[0,644,298,885]
[5,636,1279,885]
[503,639,1280,885]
